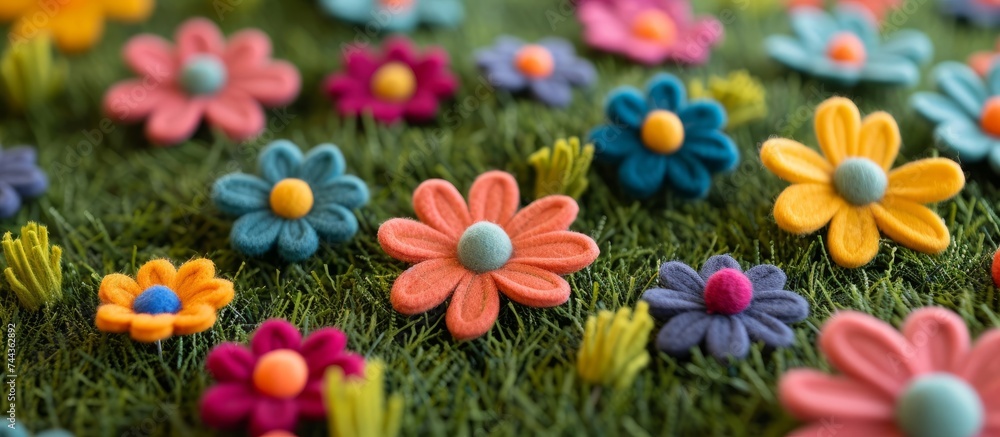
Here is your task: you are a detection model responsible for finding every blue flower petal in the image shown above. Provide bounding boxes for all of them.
[740,311,795,347]
[555,58,597,87]
[319,0,376,22]
[699,254,741,279]
[375,5,420,32]
[538,37,577,61]
[663,153,711,199]
[745,265,787,292]
[860,55,919,87]
[682,131,739,173]
[790,7,838,51]
[605,87,647,130]
[259,140,304,184]
[531,78,573,107]
[417,0,464,28]
[313,175,370,209]
[655,311,713,356]
[618,150,668,199]
[679,100,726,132]
[658,261,706,296]
[834,5,879,49]
[645,73,686,112]
[0,164,47,198]
[988,63,1000,96]
[989,145,1000,175]
[749,289,809,323]
[705,315,750,359]
[212,173,271,216]
[934,62,988,118]
[878,30,933,65]
[230,210,282,257]
[483,63,528,91]
[0,182,22,219]
[306,203,359,242]
[642,288,705,319]
[911,92,975,126]
[935,119,995,162]
[0,146,36,166]
[277,219,320,262]
[300,144,346,186]
[589,125,643,163]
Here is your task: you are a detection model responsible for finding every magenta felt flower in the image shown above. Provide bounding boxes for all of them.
[199,319,364,436]
[103,18,301,146]
[577,0,723,65]
[324,36,458,124]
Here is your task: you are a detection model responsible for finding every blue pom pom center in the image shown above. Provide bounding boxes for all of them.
[833,158,887,205]
[180,55,228,96]
[132,285,183,315]
[896,373,983,437]
[457,221,513,273]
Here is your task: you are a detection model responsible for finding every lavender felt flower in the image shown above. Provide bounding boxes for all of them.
[475,36,597,107]
[0,146,47,219]
[641,254,809,360]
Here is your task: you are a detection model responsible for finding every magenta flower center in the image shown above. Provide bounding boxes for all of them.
[703,268,753,315]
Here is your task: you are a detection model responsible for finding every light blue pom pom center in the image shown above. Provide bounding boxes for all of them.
[132,285,183,315]
[180,55,228,96]
[457,221,513,273]
[833,158,887,205]
[896,373,984,437]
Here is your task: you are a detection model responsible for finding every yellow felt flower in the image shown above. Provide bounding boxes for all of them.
[0,0,154,53]
[761,97,965,268]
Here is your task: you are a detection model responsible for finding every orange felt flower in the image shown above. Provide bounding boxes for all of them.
[95,258,234,342]
[0,0,154,53]
[377,171,600,340]
[761,97,965,268]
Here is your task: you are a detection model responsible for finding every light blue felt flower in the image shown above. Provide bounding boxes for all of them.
[911,61,1000,174]
[211,140,369,263]
[765,6,932,87]
[588,73,739,199]
[318,0,463,33]
[940,0,1000,27]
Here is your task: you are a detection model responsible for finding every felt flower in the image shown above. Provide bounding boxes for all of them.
[587,73,739,199]
[788,0,902,21]
[475,36,596,107]
[200,319,365,436]
[911,62,1000,174]
[324,37,457,124]
[102,18,301,146]
[641,255,809,360]
[377,171,600,340]
[0,0,153,53]
[761,97,966,268]
[970,38,1000,77]
[318,0,463,32]
[780,308,1000,437]
[941,0,1000,27]
[95,258,234,343]
[577,0,722,65]
[211,140,369,263]
[0,145,47,219]
[765,6,932,87]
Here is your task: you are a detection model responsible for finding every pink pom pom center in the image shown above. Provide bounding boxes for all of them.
[703,268,753,315]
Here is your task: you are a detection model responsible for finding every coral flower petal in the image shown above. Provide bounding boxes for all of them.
[886,158,965,204]
[378,218,456,263]
[103,80,174,124]
[786,421,903,437]
[779,369,895,421]
[774,184,846,235]
[505,195,578,242]
[145,94,208,145]
[390,258,469,315]
[491,263,571,307]
[230,62,301,107]
[223,29,272,69]
[446,274,500,340]
[814,97,861,165]
[136,259,178,290]
[827,206,879,268]
[123,35,177,79]
[413,179,472,239]
[509,231,599,274]
[468,171,520,225]
[819,311,916,397]
[760,138,834,184]
[99,273,142,307]
[176,18,226,59]
[871,197,950,254]
[901,307,970,373]
[206,90,266,141]
[959,330,1000,389]
[857,111,901,171]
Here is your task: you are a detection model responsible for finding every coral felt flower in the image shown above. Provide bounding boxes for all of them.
[0,0,153,53]
[475,36,596,107]
[377,171,600,340]
[0,145,47,219]
[941,0,1000,27]
[911,62,1000,174]
[200,319,364,436]
[319,0,463,32]
[102,18,301,146]
[761,97,966,268]
[577,0,722,65]
[588,73,739,199]
[969,38,1000,76]
[788,0,902,21]
[212,140,369,263]
[641,255,809,360]
[765,6,932,87]
[780,308,1000,437]
[324,37,457,124]
[95,258,234,343]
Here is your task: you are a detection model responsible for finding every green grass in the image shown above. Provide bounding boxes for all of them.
[4,0,1000,435]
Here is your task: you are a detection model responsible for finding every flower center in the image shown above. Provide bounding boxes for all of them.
[826,32,866,65]
[132,285,182,315]
[252,349,309,399]
[370,62,417,103]
[896,374,984,437]
[703,268,753,315]
[457,222,513,273]
[833,158,887,206]
[630,10,677,45]
[514,45,555,79]
[269,178,314,219]
[379,0,413,10]
[640,110,685,154]
[980,96,1000,137]
[180,55,228,96]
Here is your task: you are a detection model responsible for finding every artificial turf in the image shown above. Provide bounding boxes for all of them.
[4,0,1000,435]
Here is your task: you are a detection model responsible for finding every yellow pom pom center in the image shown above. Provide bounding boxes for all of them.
[269,178,314,219]
[252,349,309,398]
[370,62,417,103]
[631,10,677,45]
[640,110,685,154]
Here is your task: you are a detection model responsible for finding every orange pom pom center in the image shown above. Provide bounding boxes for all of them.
[380,0,413,9]
[270,178,314,219]
[640,110,685,154]
[981,97,1000,138]
[252,349,309,398]
[370,62,417,103]
[631,10,677,45]
[826,32,866,65]
[514,45,555,78]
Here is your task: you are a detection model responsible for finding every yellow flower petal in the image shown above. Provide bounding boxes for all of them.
[44,3,105,53]
[172,304,217,335]
[0,0,33,20]
[137,259,177,290]
[827,206,879,268]
[886,158,965,204]
[98,273,141,307]
[130,313,176,342]
[872,197,951,254]
[773,184,845,234]
[102,0,154,21]
[857,111,900,171]
[760,138,834,184]
[814,97,861,165]
[95,304,136,333]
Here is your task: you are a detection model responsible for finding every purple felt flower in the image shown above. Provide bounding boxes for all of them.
[641,254,809,360]
[0,146,48,219]
[475,36,597,107]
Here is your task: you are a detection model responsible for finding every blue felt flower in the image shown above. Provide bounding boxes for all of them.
[318,0,463,33]
[940,0,1000,27]
[765,6,932,87]
[587,73,739,199]
[475,36,596,107]
[0,145,48,219]
[211,140,370,263]
[911,61,1000,174]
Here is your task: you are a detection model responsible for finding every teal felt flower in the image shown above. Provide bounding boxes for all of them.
[911,62,1000,173]
[765,6,932,87]
[211,140,369,263]
[318,0,463,32]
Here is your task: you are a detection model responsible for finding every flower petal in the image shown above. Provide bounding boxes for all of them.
[779,369,895,422]
[122,34,176,79]
[642,288,705,319]
[773,184,846,235]
[181,278,235,308]
[678,101,726,132]
[300,327,349,377]
[740,311,795,347]
[0,183,23,218]
[103,80,172,124]
[172,258,217,294]
[785,422,903,437]
[249,397,298,436]
[137,259,177,290]
[859,55,920,87]
[298,380,327,419]
[935,119,996,162]
[618,150,668,199]
[508,231,598,275]
[417,0,464,26]
[959,330,1000,390]
[911,91,977,126]
[827,205,879,268]
[871,197,950,254]
[199,383,257,430]
[312,175,369,210]
[655,311,713,356]
[705,316,750,359]
[276,219,319,262]
[211,174,271,216]
[413,179,472,240]
[589,125,643,163]
[103,0,154,20]
[0,0,31,20]
[205,343,255,382]
[760,138,834,184]
[251,319,302,355]
[446,274,500,340]
[129,314,176,342]
[172,304,218,335]
[682,130,739,173]
[176,18,225,60]
[857,111,900,171]
[99,273,141,307]
[658,261,706,296]
[530,78,573,108]
[814,97,861,165]
[45,3,104,54]
[230,211,282,257]
[390,258,469,315]
[145,94,206,146]
[230,62,301,107]
[605,88,647,130]
[205,89,266,142]
[901,307,970,374]
[819,311,916,398]
[468,171,520,225]
[699,254,741,279]
[505,195,578,242]
[745,264,786,293]
[258,140,304,184]
[934,61,988,119]
[790,7,838,51]
[646,74,686,112]
[223,29,271,70]
[95,305,136,333]
[879,30,933,65]
[305,203,358,243]
[491,262,570,307]
[378,218,456,264]
[885,158,965,204]
[298,144,345,186]
[663,153,712,199]
[750,290,809,323]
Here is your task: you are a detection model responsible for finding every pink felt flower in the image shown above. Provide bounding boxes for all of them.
[323,36,458,124]
[577,0,723,65]
[779,308,1000,437]
[103,18,301,146]
[788,0,902,21]
[200,319,364,436]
